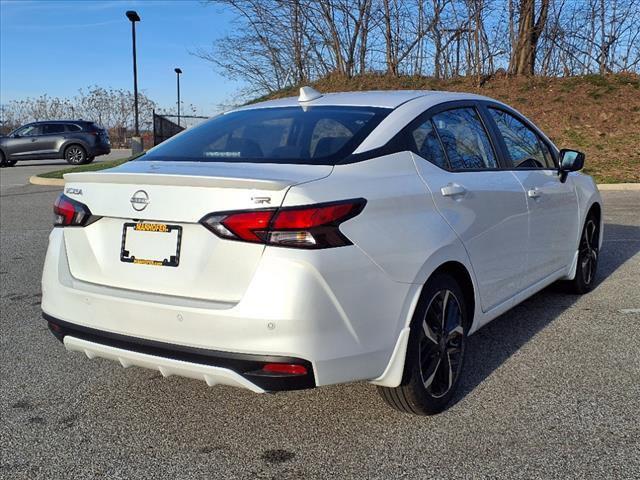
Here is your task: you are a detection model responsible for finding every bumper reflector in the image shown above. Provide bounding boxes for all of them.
[262,363,308,376]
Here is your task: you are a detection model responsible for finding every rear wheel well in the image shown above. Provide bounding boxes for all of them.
[587,202,601,224]
[430,261,475,331]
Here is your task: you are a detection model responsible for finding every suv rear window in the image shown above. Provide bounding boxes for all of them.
[141,106,390,165]
[44,124,65,134]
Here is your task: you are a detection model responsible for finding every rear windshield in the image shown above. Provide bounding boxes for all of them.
[140,106,390,165]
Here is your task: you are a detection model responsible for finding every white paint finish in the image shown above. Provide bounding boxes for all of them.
[229,90,437,112]
[413,156,529,312]
[354,92,495,154]
[65,160,333,191]
[64,336,265,393]
[511,170,580,286]
[40,91,603,391]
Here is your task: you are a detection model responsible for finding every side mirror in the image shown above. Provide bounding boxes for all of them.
[558,149,585,182]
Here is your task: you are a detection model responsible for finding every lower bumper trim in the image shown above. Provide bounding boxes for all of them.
[44,313,316,391]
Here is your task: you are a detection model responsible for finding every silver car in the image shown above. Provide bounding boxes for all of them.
[0,120,111,167]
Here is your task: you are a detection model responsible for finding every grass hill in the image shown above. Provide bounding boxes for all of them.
[260,73,640,183]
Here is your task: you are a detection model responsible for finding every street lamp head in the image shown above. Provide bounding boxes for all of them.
[126,10,140,22]
[174,68,182,74]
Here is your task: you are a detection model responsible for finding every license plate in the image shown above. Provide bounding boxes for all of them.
[120,222,182,267]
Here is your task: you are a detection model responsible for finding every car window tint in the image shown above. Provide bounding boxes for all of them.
[17,125,42,136]
[141,106,390,165]
[410,119,449,169]
[538,137,556,168]
[432,108,497,169]
[44,124,65,134]
[66,124,82,132]
[488,108,552,168]
[310,118,351,158]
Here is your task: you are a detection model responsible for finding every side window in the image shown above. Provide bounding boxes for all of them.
[432,108,498,170]
[66,124,82,132]
[409,119,449,169]
[44,124,65,134]
[16,125,42,136]
[488,108,553,168]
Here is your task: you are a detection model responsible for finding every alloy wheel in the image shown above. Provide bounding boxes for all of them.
[66,147,85,164]
[419,289,465,399]
[580,219,598,286]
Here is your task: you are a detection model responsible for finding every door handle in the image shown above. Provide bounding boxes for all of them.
[441,183,467,197]
[31,138,37,142]
[527,188,542,199]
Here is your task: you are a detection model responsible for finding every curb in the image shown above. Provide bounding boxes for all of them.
[596,183,640,191]
[27,174,639,191]
[29,175,64,187]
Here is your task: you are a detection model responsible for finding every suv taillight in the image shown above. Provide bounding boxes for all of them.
[53,194,99,227]
[200,198,366,249]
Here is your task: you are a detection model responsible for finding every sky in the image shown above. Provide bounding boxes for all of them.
[0,0,241,116]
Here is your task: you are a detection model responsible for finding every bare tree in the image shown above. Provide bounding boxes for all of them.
[509,0,550,75]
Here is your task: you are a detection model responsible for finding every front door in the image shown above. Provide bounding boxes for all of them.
[485,106,579,286]
[6,124,43,159]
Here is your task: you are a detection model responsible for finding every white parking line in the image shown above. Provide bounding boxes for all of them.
[619,308,640,314]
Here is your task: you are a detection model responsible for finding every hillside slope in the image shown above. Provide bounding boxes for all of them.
[260,74,640,183]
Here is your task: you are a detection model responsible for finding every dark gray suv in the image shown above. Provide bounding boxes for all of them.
[0,120,111,167]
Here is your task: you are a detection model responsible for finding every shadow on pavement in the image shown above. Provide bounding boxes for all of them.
[454,221,640,405]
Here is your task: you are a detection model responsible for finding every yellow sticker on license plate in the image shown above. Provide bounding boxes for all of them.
[121,222,182,267]
[134,223,169,233]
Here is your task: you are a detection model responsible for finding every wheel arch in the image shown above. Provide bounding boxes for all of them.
[371,258,478,388]
[62,140,89,155]
[429,261,476,333]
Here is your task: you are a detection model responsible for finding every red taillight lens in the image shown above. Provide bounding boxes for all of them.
[200,198,366,249]
[262,363,308,376]
[271,203,358,229]
[221,210,274,243]
[53,194,97,227]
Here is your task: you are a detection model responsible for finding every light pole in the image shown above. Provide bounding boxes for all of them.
[174,68,182,127]
[126,10,142,152]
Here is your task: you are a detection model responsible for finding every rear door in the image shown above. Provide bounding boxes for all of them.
[41,123,66,156]
[484,105,579,286]
[409,103,529,312]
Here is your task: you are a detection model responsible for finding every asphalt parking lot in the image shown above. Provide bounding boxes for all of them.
[0,149,131,190]
[1,184,638,479]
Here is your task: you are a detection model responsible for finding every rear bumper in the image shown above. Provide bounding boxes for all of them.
[42,227,415,389]
[90,144,111,157]
[46,314,314,392]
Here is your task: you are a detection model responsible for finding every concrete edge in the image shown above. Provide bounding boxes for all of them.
[596,183,640,191]
[28,173,639,191]
[29,175,64,187]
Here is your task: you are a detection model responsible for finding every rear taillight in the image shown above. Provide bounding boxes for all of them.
[53,194,98,227]
[200,198,366,249]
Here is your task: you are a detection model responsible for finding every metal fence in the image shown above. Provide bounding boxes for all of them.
[153,112,208,146]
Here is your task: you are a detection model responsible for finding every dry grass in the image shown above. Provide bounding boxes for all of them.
[260,73,640,183]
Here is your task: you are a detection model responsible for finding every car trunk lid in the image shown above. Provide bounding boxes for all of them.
[61,161,332,302]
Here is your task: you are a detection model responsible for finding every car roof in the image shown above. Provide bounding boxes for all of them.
[230,90,494,112]
[31,120,90,124]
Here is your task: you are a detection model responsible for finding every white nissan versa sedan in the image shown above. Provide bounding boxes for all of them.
[42,87,603,415]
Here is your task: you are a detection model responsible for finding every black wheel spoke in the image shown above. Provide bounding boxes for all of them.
[419,288,464,399]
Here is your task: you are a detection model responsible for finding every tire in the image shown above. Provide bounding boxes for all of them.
[378,273,468,415]
[64,145,87,165]
[566,214,599,294]
[1,151,17,167]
